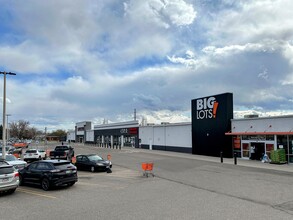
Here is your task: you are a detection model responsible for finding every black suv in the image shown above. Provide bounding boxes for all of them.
[19,160,77,191]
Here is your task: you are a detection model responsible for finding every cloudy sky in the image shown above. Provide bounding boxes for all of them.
[0,0,293,132]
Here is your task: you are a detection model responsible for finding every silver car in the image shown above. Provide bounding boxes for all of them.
[0,160,20,194]
[0,154,27,170]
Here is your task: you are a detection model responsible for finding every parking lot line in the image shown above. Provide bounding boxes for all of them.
[17,188,57,199]
[77,181,110,187]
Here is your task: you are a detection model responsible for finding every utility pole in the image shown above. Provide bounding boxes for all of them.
[134,108,136,121]
[6,114,11,143]
[1,71,16,159]
[45,127,47,145]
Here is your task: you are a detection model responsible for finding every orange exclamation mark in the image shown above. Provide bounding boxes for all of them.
[213,101,218,118]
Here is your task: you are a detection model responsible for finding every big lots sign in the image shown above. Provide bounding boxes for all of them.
[191,93,233,157]
[196,96,219,119]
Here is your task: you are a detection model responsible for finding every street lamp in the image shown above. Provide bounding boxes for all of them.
[1,71,16,159]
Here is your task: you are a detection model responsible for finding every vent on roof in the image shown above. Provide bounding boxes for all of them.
[244,114,259,118]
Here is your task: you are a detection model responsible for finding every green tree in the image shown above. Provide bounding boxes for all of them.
[49,129,67,137]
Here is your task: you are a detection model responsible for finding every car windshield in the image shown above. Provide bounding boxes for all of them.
[88,155,103,161]
[26,150,37,153]
[55,146,69,151]
[53,162,75,170]
[38,150,45,152]
[4,155,18,161]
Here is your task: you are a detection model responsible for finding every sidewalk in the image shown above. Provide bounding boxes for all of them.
[132,148,293,173]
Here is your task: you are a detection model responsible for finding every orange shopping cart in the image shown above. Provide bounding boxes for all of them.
[141,162,154,177]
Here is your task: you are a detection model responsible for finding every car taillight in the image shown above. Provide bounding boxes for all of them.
[14,172,19,177]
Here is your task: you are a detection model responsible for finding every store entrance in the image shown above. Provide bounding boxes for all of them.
[250,142,265,160]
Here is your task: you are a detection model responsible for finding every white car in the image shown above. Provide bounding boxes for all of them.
[23,149,44,161]
[0,154,27,171]
[37,149,47,159]
[0,160,19,194]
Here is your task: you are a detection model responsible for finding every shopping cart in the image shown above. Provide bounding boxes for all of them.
[141,162,154,177]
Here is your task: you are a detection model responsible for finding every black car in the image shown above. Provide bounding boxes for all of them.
[75,154,112,172]
[19,160,78,191]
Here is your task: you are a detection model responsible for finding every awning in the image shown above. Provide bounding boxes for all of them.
[225,131,293,136]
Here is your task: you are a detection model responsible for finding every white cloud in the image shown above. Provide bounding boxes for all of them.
[124,0,196,28]
[0,0,293,131]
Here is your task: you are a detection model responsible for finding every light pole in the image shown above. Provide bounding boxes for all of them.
[6,114,11,144]
[1,71,16,159]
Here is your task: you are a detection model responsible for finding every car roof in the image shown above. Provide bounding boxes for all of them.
[30,159,70,164]
[77,154,99,156]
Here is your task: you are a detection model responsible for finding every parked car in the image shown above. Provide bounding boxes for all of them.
[19,160,78,191]
[0,160,19,194]
[75,154,112,172]
[49,145,74,160]
[23,149,44,161]
[0,146,10,154]
[37,149,47,159]
[0,153,27,170]
[10,148,23,159]
[12,142,28,148]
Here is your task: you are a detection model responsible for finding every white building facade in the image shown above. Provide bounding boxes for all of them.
[139,122,192,153]
[226,115,293,163]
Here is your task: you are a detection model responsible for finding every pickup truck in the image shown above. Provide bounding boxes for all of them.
[49,145,74,160]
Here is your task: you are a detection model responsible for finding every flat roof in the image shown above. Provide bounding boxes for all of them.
[231,114,293,121]
[225,131,293,136]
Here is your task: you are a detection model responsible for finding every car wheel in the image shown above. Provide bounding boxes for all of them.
[39,156,42,160]
[90,166,95,172]
[41,178,50,191]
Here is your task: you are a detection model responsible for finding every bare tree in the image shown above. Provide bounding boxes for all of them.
[9,120,33,139]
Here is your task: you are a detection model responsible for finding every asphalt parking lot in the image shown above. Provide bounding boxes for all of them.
[1,142,293,220]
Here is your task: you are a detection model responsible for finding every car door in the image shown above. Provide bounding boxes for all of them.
[78,156,89,170]
[82,156,92,171]
[23,163,39,184]
[76,155,83,170]
[36,162,52,181]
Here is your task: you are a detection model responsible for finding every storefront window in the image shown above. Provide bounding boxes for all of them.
[266,135,274,141]
[242,143,250,157]
[242,136,249,140]
[277,135,288,149]
[266,144,274,159]
[277,135,292,163]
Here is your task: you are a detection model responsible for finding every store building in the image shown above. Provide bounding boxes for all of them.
[75,121,92,143]
[226,115,293,162]
[192,93,233,157]
[94,121,139,148]
[67,130,75,143]
[139,122,192,153]
[66,93,293,164]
